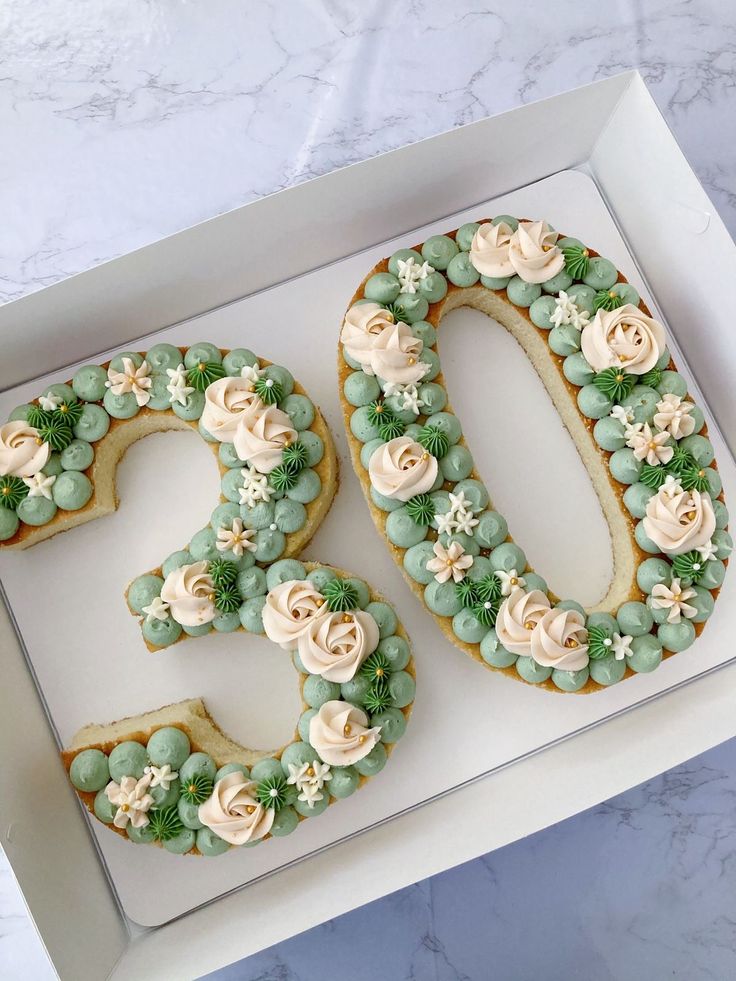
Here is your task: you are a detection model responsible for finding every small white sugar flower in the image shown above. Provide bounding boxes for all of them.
[396,257,434,294]
[435,510,458,536]
[650,578,697,624]
[38,393,63,412]
[23,472,56,500]
[141,595,170,623]
[239,464,275,508]
[496,569,526,597]
[454,510,479,535]
[611,633,633,661]
[286,760,332,808]
[144,763,178,791]
[241,361,264,388]
[426,540,473,584]
[696,540,718,562]
[105,775,154,829]
[166,364,194,406]
[216,517,256,558]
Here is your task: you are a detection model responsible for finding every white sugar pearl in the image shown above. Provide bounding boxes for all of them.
[484,601,492,609]
[269,523,278,531]
[266,378,274,387]
[603,638,612,647]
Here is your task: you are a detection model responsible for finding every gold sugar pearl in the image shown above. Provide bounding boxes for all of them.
[1,487,10,496]
[120,803,130,813]
[315,597,324,606]
[524,620,535,630]
[648,441,657,450]
[343,724,352,737]
[565,638,579,649]
[197,362,206,372]
[510,577,518,585]
[407,357,416,365]
[306,767,315,777]
[35,437,43,445]
[615,373,624,382]
[421,452,429,461]
[246,805,256,815]
[698,469,705,477]
[341,613,352,624]
[609,290,616,298]
[375,667,385,677]
[59,403,69,413]
[358,735,367,744]
[188,784,197,794]
[582,249,590,257]
[542,244,552,252]
[445,559,453,567]
[374,404,385,414]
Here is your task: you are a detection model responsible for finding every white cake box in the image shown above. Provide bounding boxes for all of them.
[1,70,735,980]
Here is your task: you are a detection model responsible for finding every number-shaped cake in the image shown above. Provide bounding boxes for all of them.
[338,218,731,693]
[0,344,414,855]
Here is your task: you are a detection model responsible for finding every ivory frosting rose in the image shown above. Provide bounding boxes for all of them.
[580,304,666,374]
[469,221,514,278]
[261,579,329,649]
[508,220,565,284]
[529,607,590,671]
[160,560,217,627]
[232,401,297,473]
[368,436,438,502]
[198,772,274,845]
[340,302,396,372]
[0,421,50,477]
[309,700,381,766]
[495,589,551,656]
[297,609,380,683]
[200,376,261,442]
[643,486,716,556]
[368,322,425,386]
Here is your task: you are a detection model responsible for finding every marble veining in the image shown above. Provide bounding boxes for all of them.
[1,0,735,977]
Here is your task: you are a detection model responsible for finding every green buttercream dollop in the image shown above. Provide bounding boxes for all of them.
[390,294,429,324]
[70,749,110,792]
[616,601,654,636]
[403,541,436,584]
[548,323,582,357]
[490,541,526,573]
[303,675,341,709]
[354,742,388,777]
[0,507,20,540]
[189,526,220,562]
[145,343,183,373]
[578,384,613,420]
[344,372,381,407]
[424,579,462,617]
[73,403,110,442]
[452,608,488,644]
[287,468,321,504]
[446,251,480,287]
[455,223,480,251]
[108,741,147,781]
[657,370,688,399]
[16,494,57,526]
[625,634,662,673]
[364,272,401,304]
[281,394,314,431]
[479,628,516,668]
[589,653,626,686]
[506,276,542,307]
[94,788,118,824]
[583,257,617,290]
[516,656,552,684]
[239,595,267,633]
[147,727,191,769]
[418,271,448,304]
[529,295,558,330]
[103,389,139,419]
[541,270,573,294]
[364,601,397,639]
[551,667,589,692]
[59,438,94,472]
[623,482,654,519]
[127,574,165,614]
[266,558,307,590]
[658,619,696,652]
[386,506,428,548]
[422,235,458,270]
[172,390,205,421]
[143,617,182,649]
[72,365,108,402]
[563,352,594,387]
[388,248,423,277]
[609,448,643,485]
[163,829,196,854]
[636,557,672,593]
[622,385,659,425]
[222,348,258,376]
[270,805,299,836]
[593,417,626,452]
[196,827,230,856]
[474,511,508,550]
[440,444,474,482]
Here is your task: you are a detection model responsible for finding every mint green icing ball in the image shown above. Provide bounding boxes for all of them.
[446,251,480,287]
[73,403,110,442]
[270,806,299,837]
[516,656,552,684]
[266,559,307,590]
[541,270,573,294]
[578,384,613,420]
[306,566,337,591]
[296,431,323,467]
[371,486,402,512]
[8,404,33,422]
[452,608,488,645]
[552,667,590,692]
[616,601,653,636]
[240,500,276,530]
[417,347,441,381]
[239,595,267,633]
[610,282,639,306]
[490,542,526,573]
[180,752,216,784]
[529,296,556,330]
[586,611,618,633]
[386,506,428,548]
[0,506,20,540]
[403,541,436,584]
[146,373,173,411]
[189,527,219,562]
[294,792,330,818]
[657,370,687,398]
[128,575,165,614]
[52,471,92,511]
[172,390,205,421]
[493,214,519,231]
[17,495,57,526]
[341,675,371,706]
[178,798,204,830]
[678,434,714,467]
[589,653,626,686]
[481,274,511,290]
[303,675,341,709]
[109,741,147,781]
[197,827,230,856]
[609,448,642,485]
[250,757,283,783]
[210,501,240,531]
[713,500,729,529]
[712,529,733,559]
[416,383,445,416]
[623,482,654,518]
[43,383,77,405]
[252,527,285,563]
[281,394,314,432]
[142,616,182,648]
[440,530,479,558]
[273,498,306,534]
[127,822,156,845]
[149,780,180,809]
[635,521,661,554]
[625,634,662,673]
[343,348,362,370]
[147,727,191,769]
[427,412,462,445]
[359,437,385,471]
[327,766,359,799]
[218,443,241,469]
[59,438,94,472]
[351,405,381,442]
[108,352,142,373]
[583,257,617,290]
[344,371,381,407]
[548,324,582,356]
[222,348,258,376]
[364,272,401,303]
[556,599,586,616]
[262,365,294,398]
[383,394,418,425]
[162,549,192,576]
[144,343,182,373]
[658,619,696,652]
[422,235,458,270]
[370,708,406,744]
[475,512,508,550]
[198,419,217,442]
[687,405,705,435]
[622,385,659,425]
[388,248,423,276]
[72,365,108,402]
[480,628,516,668]
[688,586,714,623]
[42,453,63,476]
[354,742,388,777]
[183,622,212,637]
[70,749,110,792]
[365,601,397,639]
[104,388,140,420]
[566,284,597,314]
[456,223,480,251]
[703,468,721,497]
[392,293,429,324]
[298,709,317,744]
[440,444,474,482]
[424,579,462,618]
[522,572,548,593]
[419,272,448,304]
[279,742,317,774]
[593,417,626,452]
[411,320,436,347]
[343,577,370,609]
[637,557,672,593]
[506,276,541,307]
[94,788,118,824]
[563,352,594,387]
[388,671,415,708]
[184,343,222,368]
[452,479,489,512]
[164,829,196,854]
[214,611,240,632]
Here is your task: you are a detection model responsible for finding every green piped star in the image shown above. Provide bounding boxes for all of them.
[378,416,405,441]
[587,625,613,660]
[455,578,479,609]
[592,289,624,312]
[0,475,29,510]
[270,464,299,492]
[385,302,411,324]
[282,440,308,472]
[593,367,635,402]
[186,361,226,392]
[208,558,239,589]
[472,598,500,628]
[322,578,359,612]
[417,424,449,459]
[214,584,241,615]
[562,245,590,280]
[640,366,662,389]
[639,463,670,490]
[53,400,83,427]
[475,574,503,603]
[680,464,711,493]
[359,650,391,684]
[672,550,708,584]
[180,772,213,805]
[364,678,393,713]
[669,447,697,475]
[148,806,184,842]
[254,376,283,405]
[367,400,392,427]
[406,493,435,526]
[26,404,47,429]
[37,415,74,452]
[256,774,289,811]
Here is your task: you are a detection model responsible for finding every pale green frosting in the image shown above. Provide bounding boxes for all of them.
[516,656,552,684]
[281,394,314,431]
[566,283,597,313]
[556,599,585,615]
[480,628,517,668]
[452,608,488,644]
[328,766,360,799]
[386,506,429,548]
[279,742,316,774]
[239,595,267,633]
[73,403,110,442]
[350,405,381,443]
[365,601,397,639]
[589,653,626,686]
[142,616,182,647]
[103,389,139,419]
[345,577,370,608]
[593,417,626,452]
[270,806,299,836]
[197,827,230,856]
[657,371,688,399]
[72,365,108,402]
[0,508,20,541]
[368,707,406,744]
[189,526,220,562]
[297,709,317,743]
[236,566,267,599]
[183,622,212,637]
[419,272,449,303]
[490,541,526,573]
[411,320,436,347]
[418,382,447,415]
[712,528,733,558]
[418,347,441,381]
[172,389,205,421]
[162,549,193,576]
[108,741,147,781]
[541,270,573,294]
[577,384,613,420]
[452,479,489,512]
[563,352,594,387]
[616,601,653,637]
[688,586,714,622]
[70,749,110,792]
[388,248,423,276]
[422,234,458,270]
[427,412,462,445]
[147,727,191,768]
[185,343,222,368]
[306,566,337,591]
[210,502,240,531]
[522,572,548,593]
[266,558,307,589]
[529,295,558,330]
[440,444,474,482]
[250,757,283,782]
[42,453,63,476]
[658,620,696,652]
[147,373,175,411]
[354,742,388,777]
[447,251,480,287]
[474,511,508,549]
[240,500,276,530]
[263,365,294,398]
[678,434,714,467]
[287,468,321,504]
[548,324,582,356]
[128,574,165,615]
[610,282,639,306]
[622,385,659,425]
[623,482,654,519]
[456,223,480,251]
[388,671,415,708]
[145,343,183,373]
[424,579,462,617]
[58,438,94,472]
[439,530,479,557]
[608,448,642,485]
[364,272,401,304]
[303,675,341,708]
[127,823,156,844]
[636,557,672,593]
[344,372,381,407]
[699,559,726,590]
[635,521,661,554]
[218,443,242,469]
[8,404,33,422]
[52,471,93,510]
[377,635,411,670]
[274,498,307,534]
[180,752,216,784]
[391,294,429,324]
[163,830,196,854]
[481,274,511,290]
[108,352,142,373]
[252,527,285,563]
[403,541,437,584]
[506,276,541,307]
[586,612,618,634]
[17,495,57,526]
[294,792,329,818]
[178,798,204,830]
[94,788,118,824]
[222,348,258,376]
[551,667,589,692]
[493,215,519,231]
[149,780,179,809]
[583,257,617,290]
[340,675,371,705]
[626,634,662,673]
[371,486,403,512]
[214,611,241,632]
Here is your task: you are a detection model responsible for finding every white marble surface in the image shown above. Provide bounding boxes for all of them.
[1,0,735,977]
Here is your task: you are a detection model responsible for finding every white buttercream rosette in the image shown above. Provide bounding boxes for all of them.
[261,579,329,649]
[494,588,551,656]
[580,304,666,374]
[232,400,296,473]
[340,302,395,372]
[198,772,274,845]
[529,607,589,671]
[368,436,438,502]
[508,220,565,284]
[643,487,716,556]
[200,376,260,442]
[297,609,380,683]
[308,700,381,766]
[0,421,50,477]
[469,221,514,278]
[160,560,217,627]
